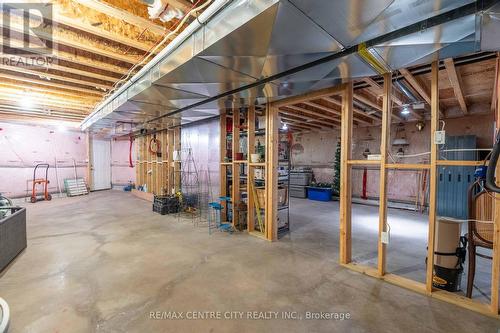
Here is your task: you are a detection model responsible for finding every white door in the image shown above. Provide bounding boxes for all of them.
[91,139,111,191]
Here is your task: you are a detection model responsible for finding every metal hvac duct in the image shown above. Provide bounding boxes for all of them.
[80,0,500,132]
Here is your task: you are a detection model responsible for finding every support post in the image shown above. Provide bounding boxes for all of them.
[232,106,241,228]
[266,102,278,241]
[426,61,440,294]
[492,54,500,314]
[168,129,174,194]
[220,113,227,221]
[340,82,353,264]
[247,104,256,232]
[174,127,181,192]
[378,73,392,276]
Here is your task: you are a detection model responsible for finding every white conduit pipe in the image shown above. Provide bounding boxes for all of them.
[0,297,10,333]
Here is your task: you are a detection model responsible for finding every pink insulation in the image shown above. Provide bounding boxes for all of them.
[0,122,88,198]
[0,122,136,198]
[292,113,494,203]
[111,138,136,187]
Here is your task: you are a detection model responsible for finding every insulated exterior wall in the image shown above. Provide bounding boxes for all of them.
[0,122,88,198]
[181,117,220,202]
[111,139,136,188]
[291,113,493,203]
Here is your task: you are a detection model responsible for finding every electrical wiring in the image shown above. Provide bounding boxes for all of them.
[438,216,494,224]
[99,0,211,104]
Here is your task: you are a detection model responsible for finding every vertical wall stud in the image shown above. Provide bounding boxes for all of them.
[232,106,241,228]
[491,54,500,314]
[426,61,440,294]
[378,73,392,276]
[247,104,256,232]
[340,83,353,264]
[266,102,278,241]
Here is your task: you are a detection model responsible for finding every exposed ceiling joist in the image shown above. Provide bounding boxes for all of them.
[0,72,105,95]
[443,58,468,115]
[0,82,102,102]
[2,20,142,65]
[363,77,424,120]
[282,104,341,126]
[0,38,132,76]
[279,107,340,128]
[353,92,403,121]
[72,0,170,36]
[0,64,112,91]
[320,96,380,124]
[52,12,156,53]
[0,57,120,83]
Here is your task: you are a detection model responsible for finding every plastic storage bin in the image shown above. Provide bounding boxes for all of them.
[290,185,307,198]
[289,172,312,186]
[307,187,332,202]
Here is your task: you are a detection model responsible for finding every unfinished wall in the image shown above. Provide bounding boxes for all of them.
[292,113,494,203]
[0,122,88,198]
[181,117,220,201]
[111,138,135,188]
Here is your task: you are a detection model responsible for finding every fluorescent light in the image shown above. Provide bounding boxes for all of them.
[282,123,288,130]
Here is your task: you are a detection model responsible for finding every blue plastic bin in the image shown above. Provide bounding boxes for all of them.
[307,187,332,202]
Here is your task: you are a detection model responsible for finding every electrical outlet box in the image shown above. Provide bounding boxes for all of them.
[434,131,446,145]
[381,231,390,244]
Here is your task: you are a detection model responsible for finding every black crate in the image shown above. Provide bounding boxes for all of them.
[154,195,178,205]
[153,202,179,215]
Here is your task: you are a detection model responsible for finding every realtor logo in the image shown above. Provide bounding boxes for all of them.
[1,2,53,55]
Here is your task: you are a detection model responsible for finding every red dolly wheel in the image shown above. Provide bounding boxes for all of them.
[46,194,52,201]
[30,196,37,203]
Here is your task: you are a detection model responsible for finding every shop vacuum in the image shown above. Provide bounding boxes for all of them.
[431,132,500,291]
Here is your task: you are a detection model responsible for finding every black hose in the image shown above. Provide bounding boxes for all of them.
[486,132,500,193]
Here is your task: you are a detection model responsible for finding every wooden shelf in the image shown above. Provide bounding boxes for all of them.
[220,162,232,166]
[249,162,265,167]
[233,160,248,164]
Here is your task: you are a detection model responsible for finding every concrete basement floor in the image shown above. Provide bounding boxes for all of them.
[0,191,498,332]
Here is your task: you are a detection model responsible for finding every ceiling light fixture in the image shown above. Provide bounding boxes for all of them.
[401,105,411,115]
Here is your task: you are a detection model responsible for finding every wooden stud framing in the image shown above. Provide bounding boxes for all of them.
[219,114,228,221]
[426,61,440,294]
[232,107,241,228]
[377,73,392,276]
[492,54,500,314]
[134,129,173,195]
[174,127,181,192]
[247,105,256,232]
[340,82,352,264]
[443,58,468,114]
[265,102,279,241]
